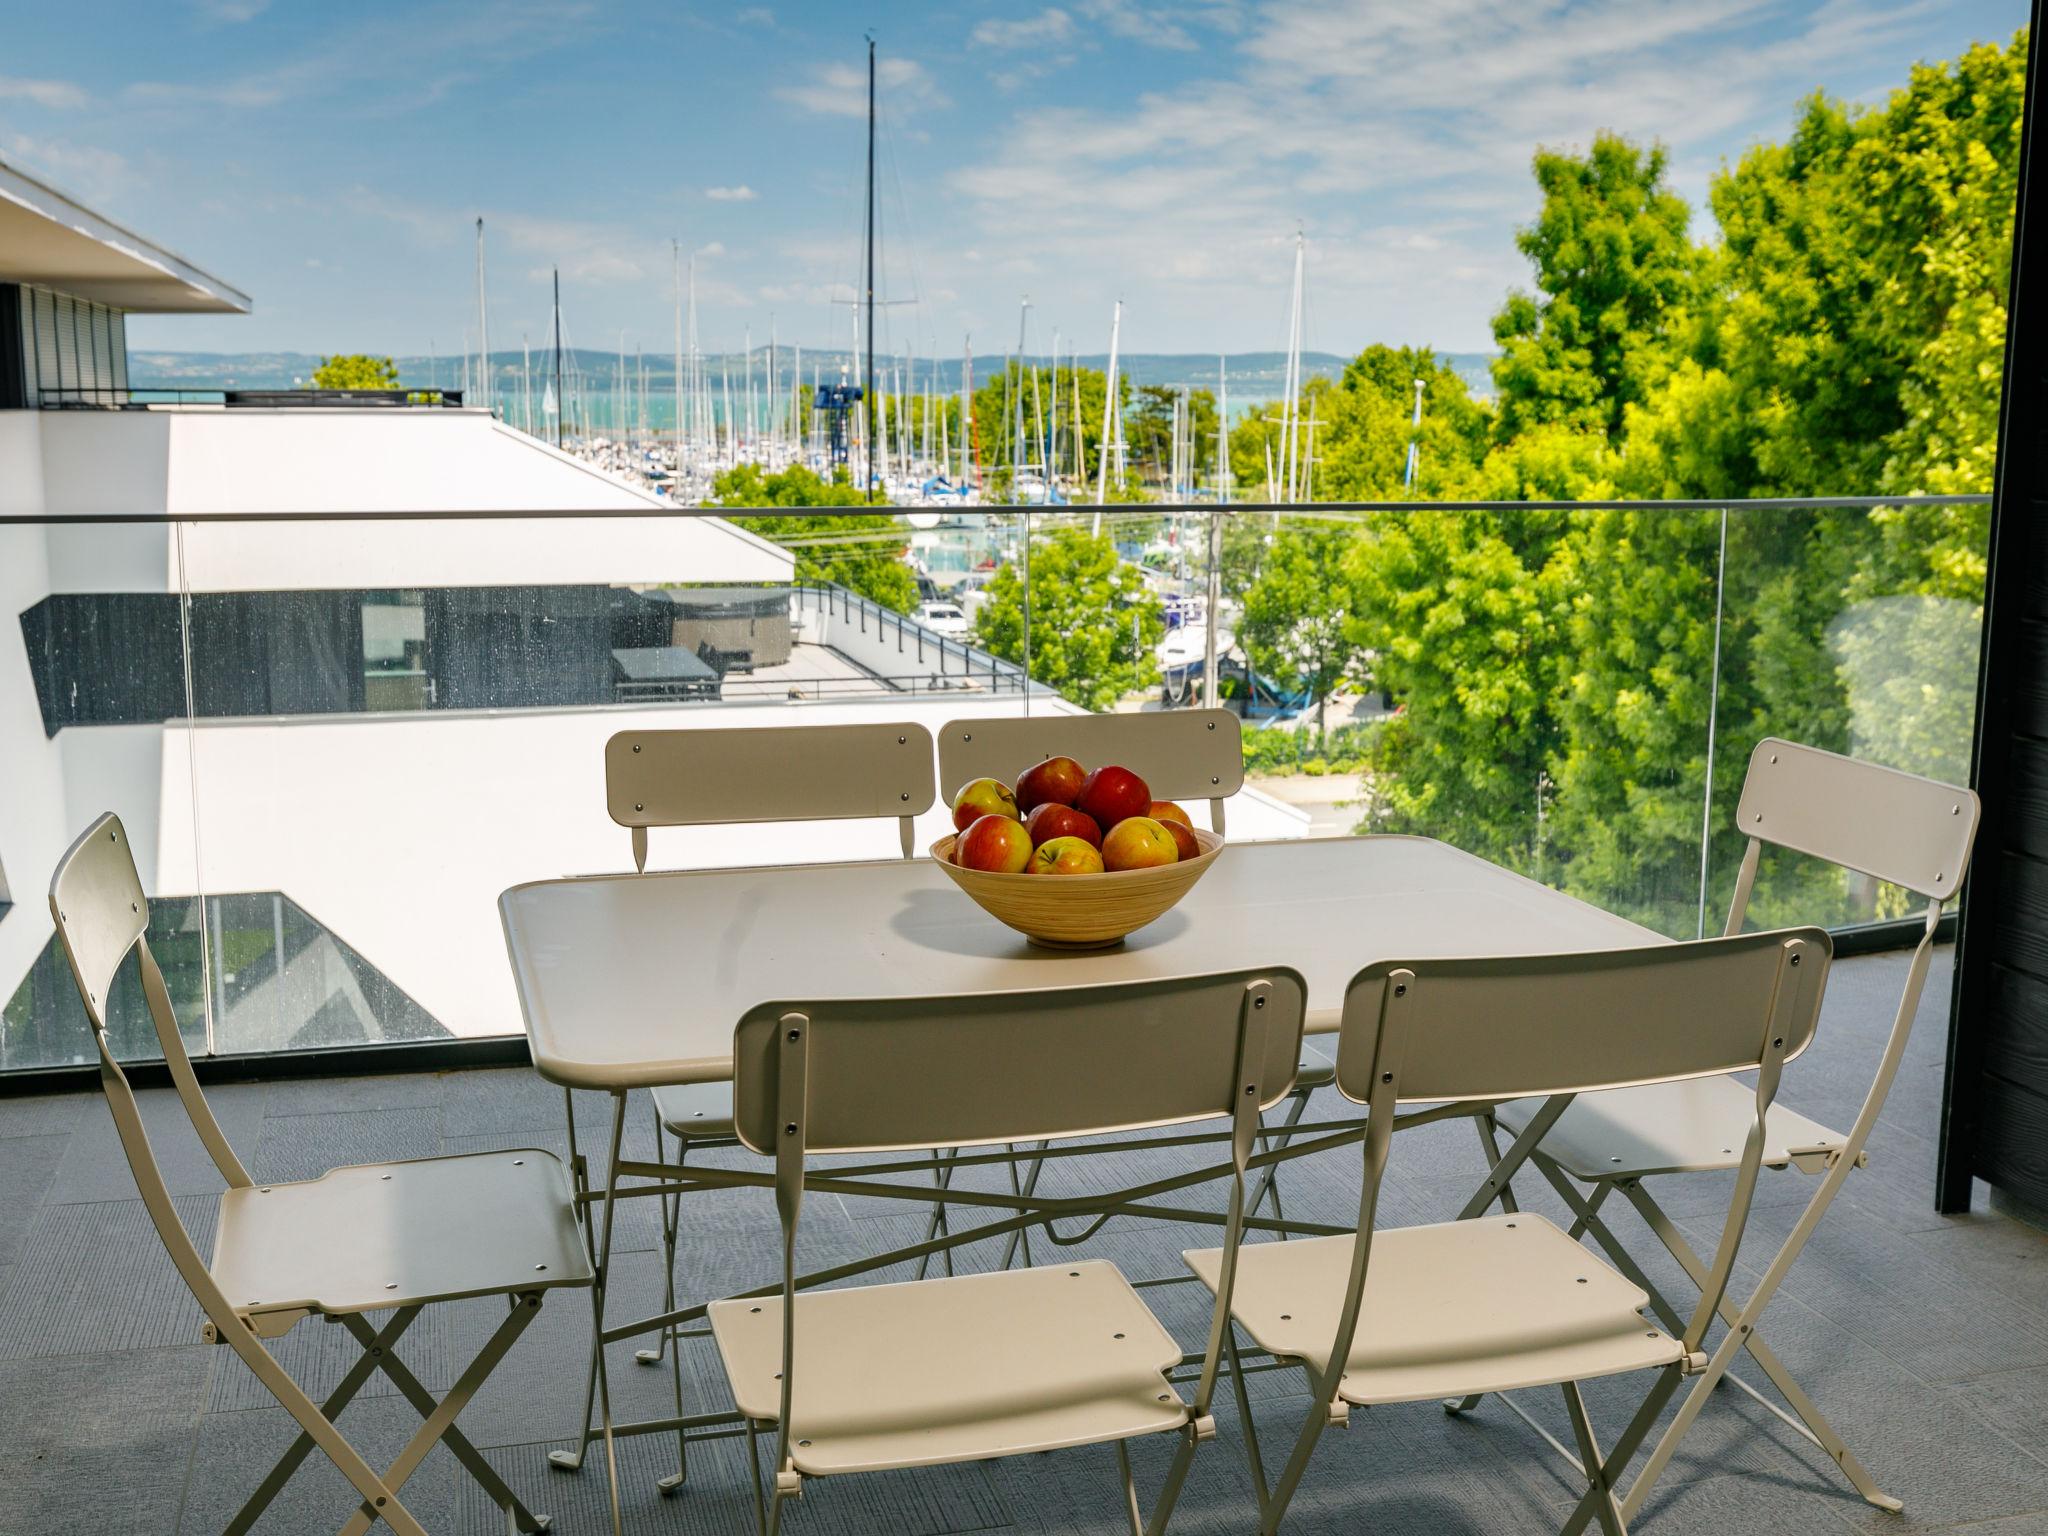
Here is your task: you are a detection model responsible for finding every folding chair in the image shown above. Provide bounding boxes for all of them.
[713,963,1307,1536]
[48,814,592,1536]
[1480,738,1979,1518]
[561,721,935,1493]
[1186,929,1832,1536]
[937,709,1324,1248]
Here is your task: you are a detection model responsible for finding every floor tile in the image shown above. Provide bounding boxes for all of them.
[0,1346,209,1536]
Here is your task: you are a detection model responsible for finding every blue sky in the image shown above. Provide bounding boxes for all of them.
[0,0,2029,362]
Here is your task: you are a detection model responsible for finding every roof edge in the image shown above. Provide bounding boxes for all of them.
[0,155,252,315]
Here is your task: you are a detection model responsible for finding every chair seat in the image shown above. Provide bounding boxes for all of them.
[707,1258,1187,1476]
[1184,1213,1684,1406]
[212,1149,592,1322]
[652,1079,737,1139]
[1495,1076,1850,1181]
[1295,1041,1336,1091]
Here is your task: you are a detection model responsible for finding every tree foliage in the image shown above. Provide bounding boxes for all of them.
[975,528,1164,711]
[312,354,400,389]
[1490,134,1698,443]
[708,463,918,612]
[1240,523,1362,735]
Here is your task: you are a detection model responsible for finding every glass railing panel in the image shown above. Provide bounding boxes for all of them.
[160,510,1038,1051]
[1706,499,1989,932]
[1,520,207,1070]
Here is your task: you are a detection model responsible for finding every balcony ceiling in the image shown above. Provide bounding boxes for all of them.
[0,156,250,314]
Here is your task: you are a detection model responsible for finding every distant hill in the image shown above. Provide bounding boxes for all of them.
[130,347,1497,403]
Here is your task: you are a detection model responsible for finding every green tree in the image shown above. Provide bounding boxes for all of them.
[1317,346,1492,500]
[708,462,918,612]
[1239,524,1362,735]
[975,528,1163,710]
[1491,133,1697,442]
[1344,512,1558,869]
[312,354,400,389]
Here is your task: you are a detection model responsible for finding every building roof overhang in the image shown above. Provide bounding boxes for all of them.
[0,156,250,314]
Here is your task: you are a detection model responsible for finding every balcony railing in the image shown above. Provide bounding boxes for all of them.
[0,494,1988,1076]
[35,386,468,409]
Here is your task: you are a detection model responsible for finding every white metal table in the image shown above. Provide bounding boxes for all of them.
[498,834,1661,1518]
[503,834,1657,1088]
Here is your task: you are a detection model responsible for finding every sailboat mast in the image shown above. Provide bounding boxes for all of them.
[1094,298,1122,521]
[673,241,683,476]
[475,218,490,414]
[1204,355,1228,709]
[863,34,877,503]
[1282,229,1303,503]
[551,268,564,448]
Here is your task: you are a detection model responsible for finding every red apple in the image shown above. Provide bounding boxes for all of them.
[1102,815,1180,871]
[1025,802,1102,849]
[1160,819,1201,862]
[1077,764,1152,829]
[1029,835,1106,875]
[1015,755,1088,813]
[1148,800,1193,828]
[955,813,1034,873]
[951,776,1019,832]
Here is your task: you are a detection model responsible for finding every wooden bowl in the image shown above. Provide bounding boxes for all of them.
[930,826,1224,948]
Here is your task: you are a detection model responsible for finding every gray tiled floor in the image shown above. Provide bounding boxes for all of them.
[1,946,2045,1534]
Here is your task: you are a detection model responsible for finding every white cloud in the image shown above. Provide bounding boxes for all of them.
[735,6,775,25]
[705,185,758,201]
[941,0,1961,350]
[0,76,89,110]
[776,56,949,118]
[972,10,1074,49]
[1076,0,1199,51]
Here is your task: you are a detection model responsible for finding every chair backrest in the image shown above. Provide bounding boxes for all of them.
[735,965,1306,1478]
[1333,930,1830,1108]
[47,814,255,1341]
[936,708,1244,832]
[1714,740,1981,1298]
[48,815,251,1190]
[605,721,937,868]
[731,966,1307,1156]
[1729,738,1979,918]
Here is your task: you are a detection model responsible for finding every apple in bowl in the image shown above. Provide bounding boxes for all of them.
[1024,802,1102,849]
[955,812,1034,873]
[1029,835,1106,875]
[1102,816,1181,871]
[951,776,1019,832]
[1015,755,1087,814]
[1076,764,1152,829]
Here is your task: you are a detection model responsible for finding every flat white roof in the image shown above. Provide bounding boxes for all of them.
[0,154,249,314]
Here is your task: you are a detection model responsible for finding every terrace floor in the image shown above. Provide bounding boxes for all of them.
[3,946,2046,1534]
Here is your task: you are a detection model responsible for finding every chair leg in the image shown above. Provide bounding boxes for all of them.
[656,1139,691,1494]
[1614,1178,1900,1514]
[916,1147,956,1280]
[335,1292,546,1536]
[999,1141,1045,1269]
[224,1307,423,1536]
[1245,1086,1313,1234]
[637,1108,676,1367]
[337,1308,555,1533]
[1115,1439,1145,1536]
[1558,1365,1680,1536]
[1561,1382,1628,1536]
[743,1417,771,1536]
[1225,1326,1273,1517]
[1444,1113,1524,1417]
